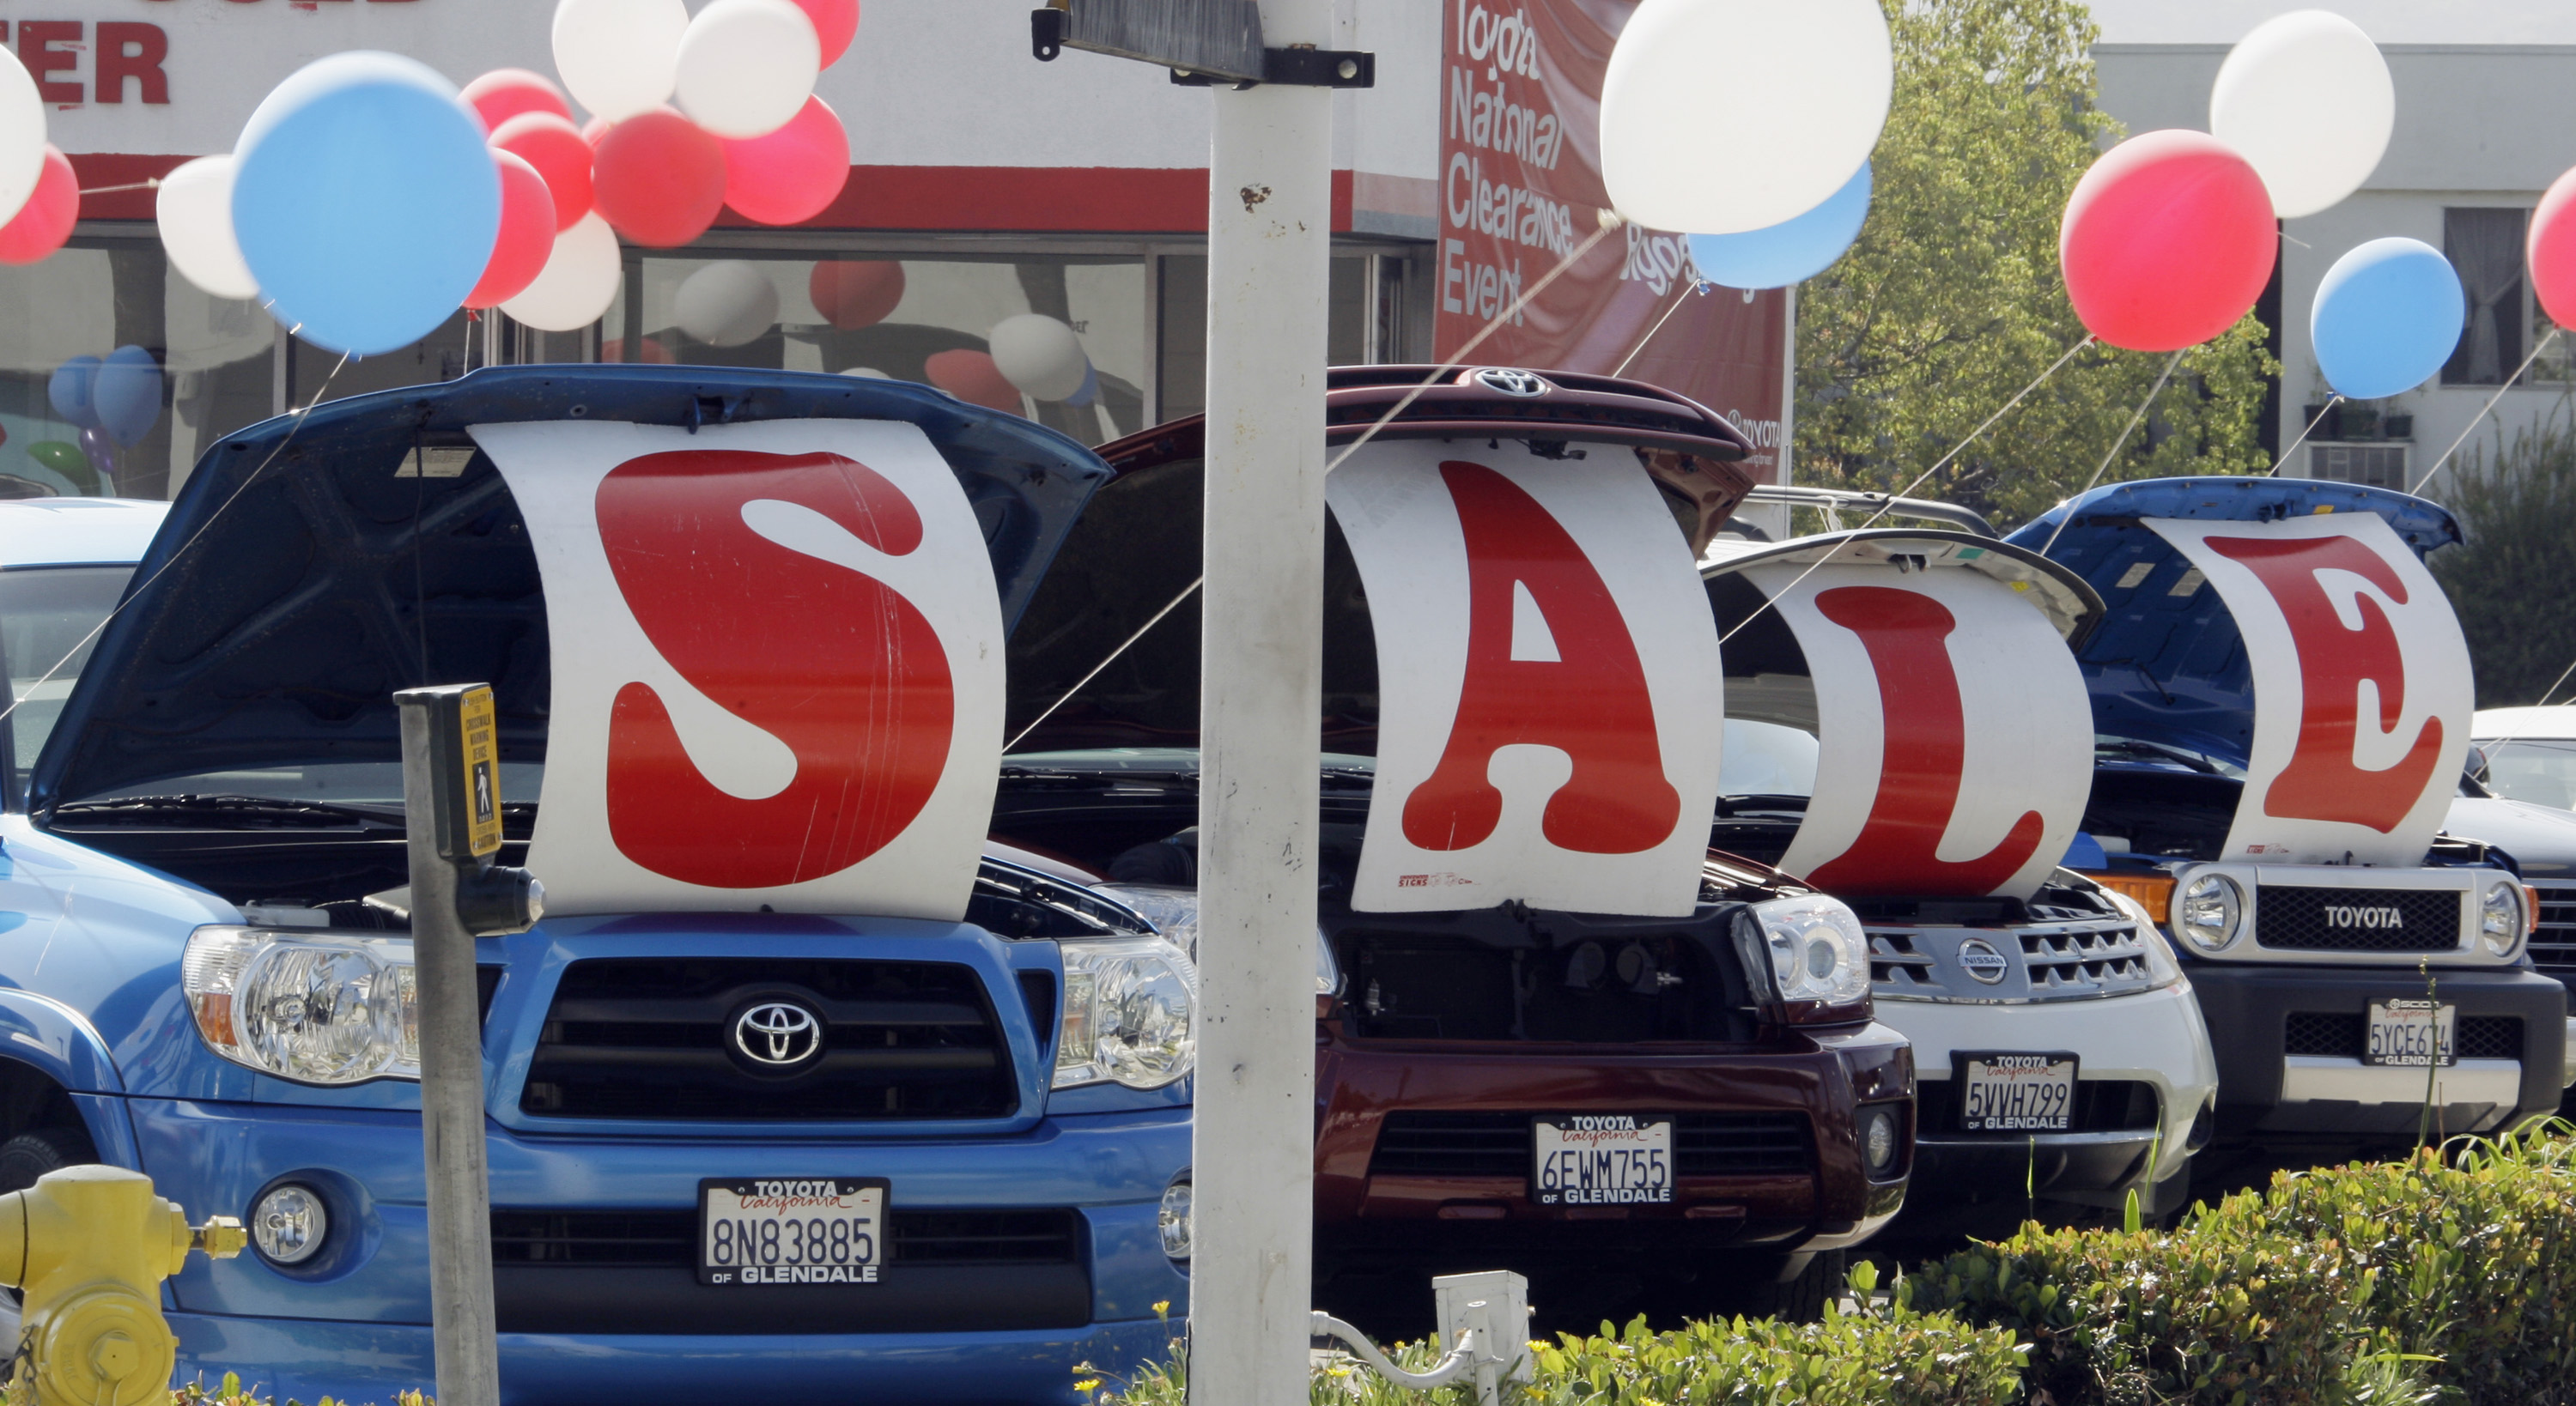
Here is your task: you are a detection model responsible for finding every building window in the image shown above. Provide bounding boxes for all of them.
[2307,441,2409,489]
[2443,207,2529,386]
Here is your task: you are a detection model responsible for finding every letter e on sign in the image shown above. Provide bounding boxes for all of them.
[1327,441,1724,917]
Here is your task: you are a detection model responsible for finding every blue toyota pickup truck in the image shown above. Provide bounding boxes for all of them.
[0,367,1191,1404]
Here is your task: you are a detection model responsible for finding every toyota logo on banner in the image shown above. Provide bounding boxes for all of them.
[731,1001,824,1068]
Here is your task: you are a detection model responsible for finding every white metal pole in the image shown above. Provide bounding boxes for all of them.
[1191,0,1333,1399]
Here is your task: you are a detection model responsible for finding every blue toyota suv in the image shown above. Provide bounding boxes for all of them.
[0,367,1190,1404]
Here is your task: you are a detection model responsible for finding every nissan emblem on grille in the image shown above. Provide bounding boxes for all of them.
[732,1002,823,1067]
[1954,938,2010,985]
[1471,367,1551,397]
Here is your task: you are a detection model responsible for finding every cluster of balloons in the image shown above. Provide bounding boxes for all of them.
[0,44,76,266]
[27,348,163,494]
[924,315,1098,412]
[1599,0,1889,290]
[146,0,860,356]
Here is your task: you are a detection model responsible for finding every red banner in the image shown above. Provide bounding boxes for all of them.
[1436,0,1789,487]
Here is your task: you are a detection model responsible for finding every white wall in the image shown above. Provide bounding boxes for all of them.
[2093,42,2576,488]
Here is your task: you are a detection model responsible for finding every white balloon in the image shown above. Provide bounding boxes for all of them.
[2210,10,2392,219]
[1600,0,1891,235]
[551,0,689,124]
[0,43,46,226]
[988,313,1088,401]
[674,260,781,347]
[674,0,822,139]
[839,367,891,379]
[155,155,261,300]
[502,213,623,331]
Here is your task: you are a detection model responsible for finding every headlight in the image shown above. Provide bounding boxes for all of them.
[1747,894,1870,1009]
[2479,880,2525,957]
[182,927,418,1085]
[2173,873,2245,954]
[2101,888,2187,989]
[1055,936,1198,1090]
[1091,883,1340,996]
[251,1184,330,1266]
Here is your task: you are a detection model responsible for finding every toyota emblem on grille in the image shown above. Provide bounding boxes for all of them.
[1954,938,2010,985]
[732,1002,823,1067]
[1472,367,1552,397]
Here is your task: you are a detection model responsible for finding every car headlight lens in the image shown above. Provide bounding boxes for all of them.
[182,927,419,1085]
[2101,888,2187,989]
[1749,894,1870,1009]
[2174,873,2245,954]
[2480,880,2524,956]
[1055,936,1198,1090]
[251,1184,330,1266]
[1091,883,1340,996]
[1157,1176,1192,1261]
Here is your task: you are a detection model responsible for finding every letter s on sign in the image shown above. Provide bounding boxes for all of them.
[593,449,954,888]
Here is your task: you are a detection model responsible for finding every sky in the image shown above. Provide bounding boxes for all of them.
[2087,0,2576,46]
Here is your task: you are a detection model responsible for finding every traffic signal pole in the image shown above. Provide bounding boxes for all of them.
[1193,3,1334,1403]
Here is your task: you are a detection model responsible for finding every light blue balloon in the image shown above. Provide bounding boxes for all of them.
[231,52,500,357]
[46,357,100,431]
[2312,237,2466,401]
[1686,161,1872,291]
[92,345,163,447]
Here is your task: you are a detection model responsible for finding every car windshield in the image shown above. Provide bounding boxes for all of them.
[2470,738,2576,810]
[1716,718,1819,799]
[1,566,134,791]
[84,761,547,811]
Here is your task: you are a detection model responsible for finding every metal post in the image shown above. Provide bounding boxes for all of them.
[397,692,503,1406]
[1189,0,1334,1400]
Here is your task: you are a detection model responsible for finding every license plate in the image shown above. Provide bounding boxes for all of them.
[1531,1115,1673,1207]
[697,1178,888,1287]
[1955,1051,2079,1132]
[2366,1000,2457,1067]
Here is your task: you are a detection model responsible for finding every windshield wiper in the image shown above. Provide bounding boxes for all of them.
[50,794,413,827]
[2094,740,2221,775]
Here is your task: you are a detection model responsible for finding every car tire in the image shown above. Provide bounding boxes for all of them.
[1743,1249,1845,1323]
[0,1125,99,1194]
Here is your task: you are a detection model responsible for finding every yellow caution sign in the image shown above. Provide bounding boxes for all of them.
[459,685,502,858]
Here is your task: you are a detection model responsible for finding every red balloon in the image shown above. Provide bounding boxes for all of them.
[461,69,574,134]
[466,151,559,311]
[2530,167,2576,328]
[926,349,1022,412]
[492,112,595,233]
[0,147,79,267]
[722,97,848,227]
[592,110,729,249]
[787,0,860,66]
[811,260,906,330]
[2060,130,2277,353]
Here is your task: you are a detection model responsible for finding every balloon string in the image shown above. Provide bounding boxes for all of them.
[2038,348,2186,557]
[76,179,161,197]
[2267,394,2342,477]
[0,351,354,746]
[1008,214,1629,753]
[1611,282,1701,378]
[1720,331,2098,647]
[2411,326,2562,494]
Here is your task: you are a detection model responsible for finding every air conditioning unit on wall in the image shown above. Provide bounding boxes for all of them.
[2306,441,2411,490]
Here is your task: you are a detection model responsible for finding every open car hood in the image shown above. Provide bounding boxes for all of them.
[33,365,1109,811]
[2002,476,2462,767]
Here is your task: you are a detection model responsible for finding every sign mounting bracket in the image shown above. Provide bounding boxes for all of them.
[1029,0,1372,88]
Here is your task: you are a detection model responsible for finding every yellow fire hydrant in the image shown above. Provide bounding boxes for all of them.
[0,1165,246,1406]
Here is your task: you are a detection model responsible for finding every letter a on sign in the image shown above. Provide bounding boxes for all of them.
[2148,513,2471,866]
[1329,442,1724,916]
[471,419,1006,918]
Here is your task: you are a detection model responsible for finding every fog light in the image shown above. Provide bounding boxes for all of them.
[251,1184,328,1265]
[1862,1106,1899,1176]
[1157,1177,1192,1261]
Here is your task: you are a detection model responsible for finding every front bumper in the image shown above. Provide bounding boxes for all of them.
[1878,980,2215,1216]
[2187,963,2569,1144]
[1311,1020,1912,1275]
[121,1096,1190,1406]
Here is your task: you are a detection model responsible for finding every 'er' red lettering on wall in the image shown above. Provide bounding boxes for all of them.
[1804,586,2044,895]
[2205,533,2440,833]
[1399,461,1680,855]
[594,449,954,887]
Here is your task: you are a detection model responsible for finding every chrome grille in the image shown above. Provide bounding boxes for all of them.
[2529,882,2576,978]
[1868,931,1936,990]
[2019,926,2153,993]
[1867,918,2155,1002]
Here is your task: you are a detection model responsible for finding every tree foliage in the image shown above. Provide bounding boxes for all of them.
[2428,408,2576,706]
[1794,0,2278,529]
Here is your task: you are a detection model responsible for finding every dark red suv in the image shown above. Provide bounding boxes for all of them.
[988,366,1913,1330]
